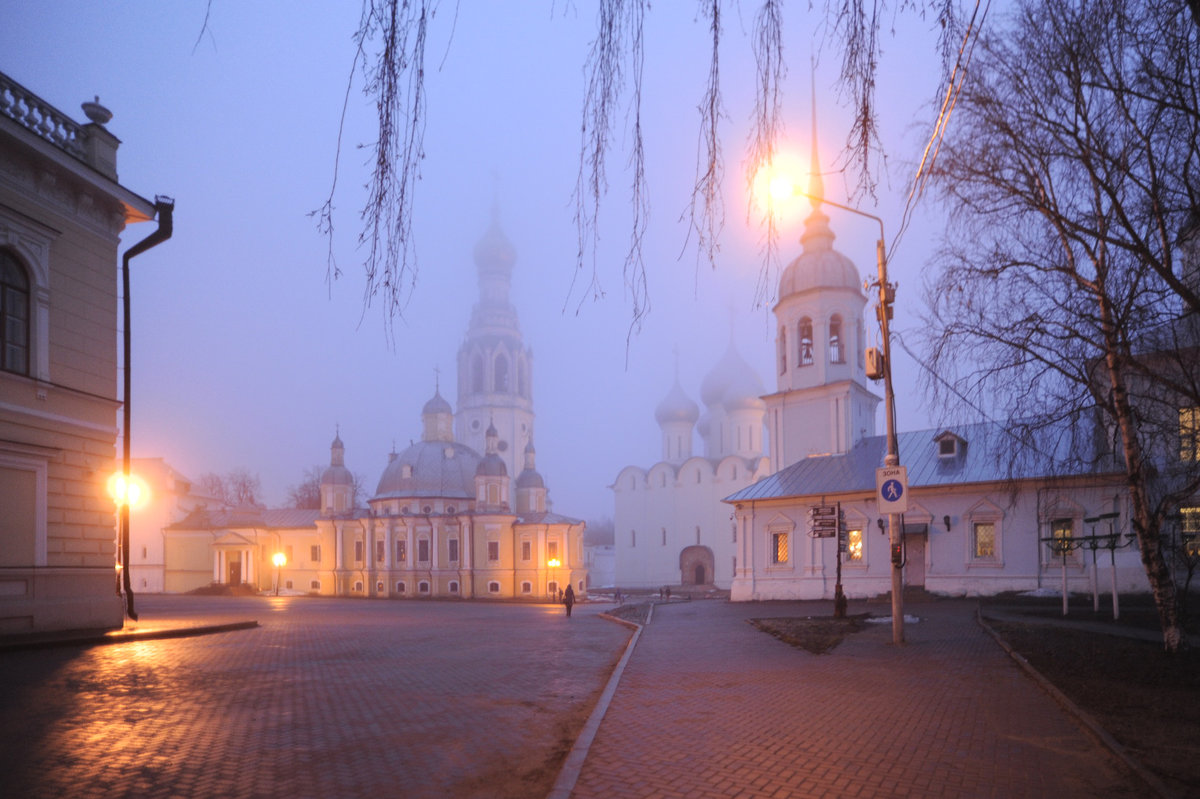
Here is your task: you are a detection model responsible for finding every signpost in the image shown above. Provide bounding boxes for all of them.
[810,503,847,617]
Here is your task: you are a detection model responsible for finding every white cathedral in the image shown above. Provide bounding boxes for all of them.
[160,213,587,600]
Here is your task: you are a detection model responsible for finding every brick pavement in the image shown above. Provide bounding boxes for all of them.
[569,598,1148,799]
[0,595,630,799]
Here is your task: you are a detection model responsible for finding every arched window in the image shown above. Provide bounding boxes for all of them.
[1,251,30,376]
[829,315,844,364]
[448,580,459,594]
[778,328,787,374]
[418,581,430,593]
[488,581,501,593]
[494,353,509,392]
[471,353,484,393]
[521,581,532,594]
[396,581,406,593]
[517,359,526,397]
[798,318,813,366]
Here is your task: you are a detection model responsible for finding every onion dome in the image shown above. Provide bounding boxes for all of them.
[701,341,757,408]
[721,362,767,412]
[655,378,700,425]
[422,390,453,416]
[476,452,508,477]
[516,439,544,489]
[321,432,353,486]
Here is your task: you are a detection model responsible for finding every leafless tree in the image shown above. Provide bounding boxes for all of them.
[923,0,1200,651]
[286,465,325,510]
[196,468,264,508]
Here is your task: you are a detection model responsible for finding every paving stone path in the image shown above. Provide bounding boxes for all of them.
[570,598,1147,799]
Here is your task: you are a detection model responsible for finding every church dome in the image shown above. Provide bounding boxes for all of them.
[474,215,516,274]
[476,452,508,477]
[778,207,863,298]
[655,379,700,425]
[700,342,759,408]
[321,463,354,486]
[374,440,481,499]
[516,467,545,489]
[422,390,453,416]
[722,366,766,412]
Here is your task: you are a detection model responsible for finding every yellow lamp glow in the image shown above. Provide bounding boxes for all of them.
[272,552,287,568]
[107,471,147,509]
[547,558,561,568]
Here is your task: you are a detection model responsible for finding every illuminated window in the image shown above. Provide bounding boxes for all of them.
[772,532,788,564]
[418,539,430,563]
[1,250,30,376]
[448,538,459,563]
[354,540,363,563]
[973,523,995,560]
[488,541,500,561]
[1182,507,1200,557]
[1048,518,1074,559]
[396,540,407,563]
[847,529,863,561]
[521,540,531,561]
[829,315,844,364]
[1180,407,1200,461]
[798,318,813,366]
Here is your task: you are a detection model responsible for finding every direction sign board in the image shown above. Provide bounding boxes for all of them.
[876,465,909,513]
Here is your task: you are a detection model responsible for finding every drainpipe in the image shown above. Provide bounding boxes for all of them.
[119,196,174,621]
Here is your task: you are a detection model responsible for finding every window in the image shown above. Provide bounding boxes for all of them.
[310,580,321,590]
[1049,518,1073,559]
[1182,507,1200,557]
[448,538,459,563]
[772,532,789,564]
[495,353,509,392]
[548,581,558,595]
[1,251,30,375]
[141,546,147,559]
[354,581,364,592]
[778,328,787,374]
[285,545,293,563]
[517,360,526,397]
[661,527,666,546]
[396,581,406,593]
[488,483,500,504]
[829,315,844,363]
[354,540,364,563]
[488,540,500,562]
[521,581,532,594]
[1180,407,1200,461]
[396,540,407,563]
[418,581,430,594]
[488,581,501,593]
[847,529,863,561]
[521,540,531,561]
[448,580,459,594]
[798,318,813,366]
[972,523,995,560]
[285,580,293,590]
[418,539,430,563]
[376,581,384,592]
[472,354,484,393]
[939,438,957,457]
[375,540,385,563]
[548,541,559,560]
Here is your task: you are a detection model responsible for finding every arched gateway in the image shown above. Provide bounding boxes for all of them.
[679,545,715,586]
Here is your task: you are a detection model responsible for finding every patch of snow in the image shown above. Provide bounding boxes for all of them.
[865,615,921,624]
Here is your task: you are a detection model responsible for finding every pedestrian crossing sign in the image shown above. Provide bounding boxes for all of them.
[876,466,908,513]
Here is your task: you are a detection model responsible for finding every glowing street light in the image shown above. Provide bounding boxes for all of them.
[272,552,286,596]
[107,471,147,508]
[547,557,561,600]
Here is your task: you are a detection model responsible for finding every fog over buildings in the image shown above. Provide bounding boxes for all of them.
[4,2,943,522]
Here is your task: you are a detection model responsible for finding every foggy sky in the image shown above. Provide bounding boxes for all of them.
[4,1,945,521]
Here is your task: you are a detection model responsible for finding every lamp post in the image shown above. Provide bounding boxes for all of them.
[776,186,905,645]
[272,552,286,596]
[547,557,561,600]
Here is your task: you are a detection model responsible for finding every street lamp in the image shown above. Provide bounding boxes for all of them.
[547,557,561,600]
[272,552,286,596]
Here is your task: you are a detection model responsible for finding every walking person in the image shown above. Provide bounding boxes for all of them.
[564,584,576,617]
